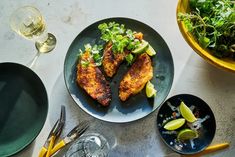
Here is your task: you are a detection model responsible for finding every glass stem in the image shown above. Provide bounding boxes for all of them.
[28,51,41,68]
[36,30,48,43]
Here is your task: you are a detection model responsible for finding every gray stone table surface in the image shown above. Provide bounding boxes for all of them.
[0,0,235,157]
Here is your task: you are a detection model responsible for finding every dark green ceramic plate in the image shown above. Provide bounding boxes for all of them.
[0,63,48,156]
[64,17,174,123]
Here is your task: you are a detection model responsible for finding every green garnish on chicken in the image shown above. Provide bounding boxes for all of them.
[79,44,103,67]
[98,22,145,77]
[98,22,142,54]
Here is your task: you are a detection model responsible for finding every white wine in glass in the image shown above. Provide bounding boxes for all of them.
[10,6,56,68]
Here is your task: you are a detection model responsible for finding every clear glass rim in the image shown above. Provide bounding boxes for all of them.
[9,5,43,31]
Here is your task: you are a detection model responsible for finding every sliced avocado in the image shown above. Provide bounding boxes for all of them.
[132,40,149,54]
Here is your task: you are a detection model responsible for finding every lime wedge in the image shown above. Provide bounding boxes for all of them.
[163,118,185,131]
[179,101,197,123]
[146,44,156,56]
[145,81,157,98]
[177,128,198,141]
[132,40,149,54]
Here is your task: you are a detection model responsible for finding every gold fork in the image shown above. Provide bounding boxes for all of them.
[47,120,90,157]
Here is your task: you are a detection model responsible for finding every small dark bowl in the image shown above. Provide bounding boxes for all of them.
[157,94,216,155]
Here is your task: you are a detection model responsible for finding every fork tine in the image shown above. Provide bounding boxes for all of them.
[67,120,90,137]
[46,119,59,139]
[77,123,89,134]
[78,120,89,129]
[78,125,89,136]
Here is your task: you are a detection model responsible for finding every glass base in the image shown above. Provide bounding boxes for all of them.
[65,133,110,157]
[35,33,56,53]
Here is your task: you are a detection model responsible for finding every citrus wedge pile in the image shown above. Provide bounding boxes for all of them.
[163,101,198,141]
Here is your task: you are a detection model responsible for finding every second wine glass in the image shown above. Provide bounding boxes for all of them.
[10,6,56,68]
[65,133,110,157]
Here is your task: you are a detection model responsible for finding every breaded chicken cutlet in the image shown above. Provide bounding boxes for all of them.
[119,53,153,101]
[102,42,129,77]
[76,51,111,106]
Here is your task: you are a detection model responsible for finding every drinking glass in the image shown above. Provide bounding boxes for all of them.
[10,6,56,68]
[65,133,110,157]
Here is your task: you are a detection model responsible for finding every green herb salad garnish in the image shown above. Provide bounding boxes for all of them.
[79,44,103,67]
[178,0,235,58]
[79,22,156,66]
[98,22,141,53]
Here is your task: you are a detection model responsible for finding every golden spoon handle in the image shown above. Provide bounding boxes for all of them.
[182,143,229,157]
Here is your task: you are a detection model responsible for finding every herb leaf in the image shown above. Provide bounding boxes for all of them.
[125,53,134,65]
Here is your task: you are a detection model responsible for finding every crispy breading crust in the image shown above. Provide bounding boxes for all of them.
[119,53,153,101]
[102,42,129,77]
[77,51,111,106]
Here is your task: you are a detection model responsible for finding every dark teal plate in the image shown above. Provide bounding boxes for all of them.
[64,17,174,123]
[0,63,48,156]
[157,94,216,154]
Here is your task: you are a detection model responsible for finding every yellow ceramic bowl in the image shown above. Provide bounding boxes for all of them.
[176,0,235,73]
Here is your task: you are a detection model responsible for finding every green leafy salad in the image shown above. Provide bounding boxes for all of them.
[178,0,235,58]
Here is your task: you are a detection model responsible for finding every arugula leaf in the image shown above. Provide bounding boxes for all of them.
[198,36,210,48]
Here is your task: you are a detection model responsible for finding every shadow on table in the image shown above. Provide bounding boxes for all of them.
[171,51,235,99]
[12,141,35,157]
[48,73,171,156]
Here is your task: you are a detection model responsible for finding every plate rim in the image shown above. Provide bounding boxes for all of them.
[63,17,174,123]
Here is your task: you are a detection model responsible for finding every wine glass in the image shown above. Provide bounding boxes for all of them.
[65,133,110,157]
[10,6,56,68]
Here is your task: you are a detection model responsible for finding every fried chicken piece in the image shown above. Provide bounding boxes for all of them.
[119,53,153,101]
[102,42,129,77]
[76,51,111,106]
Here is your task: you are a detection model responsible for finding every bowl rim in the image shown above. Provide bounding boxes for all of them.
[176,0,235,73]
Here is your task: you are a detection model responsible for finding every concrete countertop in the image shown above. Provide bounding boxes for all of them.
[0,0,235,157]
